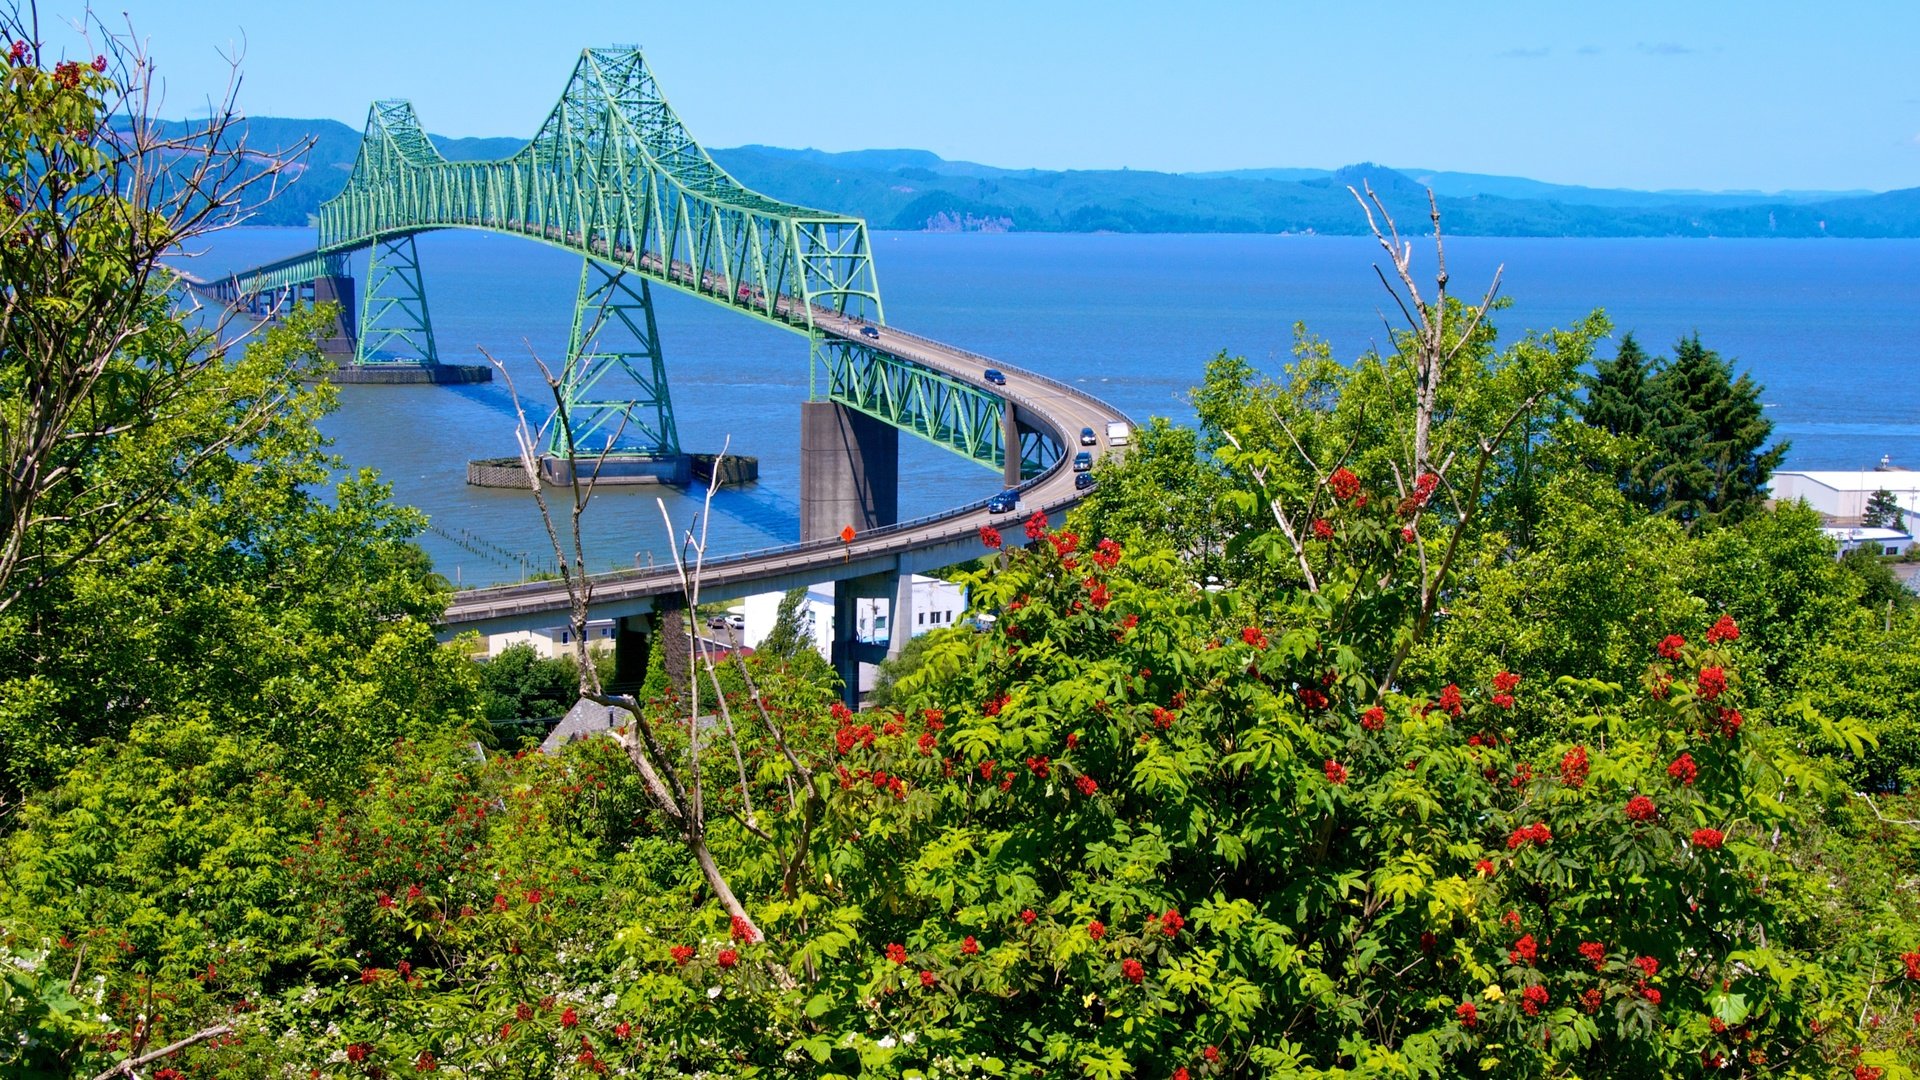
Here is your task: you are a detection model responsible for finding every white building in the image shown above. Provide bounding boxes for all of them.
[1819,526,1915,557]
[740,575,968,658]
[478,618,618,659]
[1770,469,1920,534]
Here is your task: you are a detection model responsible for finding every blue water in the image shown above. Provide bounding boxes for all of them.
[191,229,1920,586]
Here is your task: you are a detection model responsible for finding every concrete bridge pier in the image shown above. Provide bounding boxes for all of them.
[800,401,898,543]
[312,274,358,357]
[606,613,657,694]
[830,569,897,709]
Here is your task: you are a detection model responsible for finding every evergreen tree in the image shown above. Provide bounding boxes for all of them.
[1647,333,1787,530]
[1581,333,1662,508]
[1583,332,1657,438]
[1863,487,1904,530]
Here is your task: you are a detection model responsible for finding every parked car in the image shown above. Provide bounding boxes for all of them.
[860,325,881,339]
[1074,472,1095,491]
[1080,426,1097,446]
[1072,450,1093,472]
[983,368,1006,386]
[986,489,1019,514]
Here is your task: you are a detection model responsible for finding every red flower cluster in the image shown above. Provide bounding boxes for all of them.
[1657,634,1686,660]
[1692,827,1725,849]
[1706,614,1740,643]
[1581,988,1603,1014]
[561,1007,578,1028]
[670,945,694,965]
[1160,908,1185,937]
[1507,821,1553,849]
[1508,934,1540,965]
[1490,670,1520,709]
[1901,951,1920,980]
[961,935,980,955]
[1327,466,1362,501]
[979,525,1002,550]
[346,1044,371,1063]
[717,948,738,968]
[919,970,936,987]
[1399,472,1440,516]
[1697,666,1728,701]
[1205,1046,1220,1063]
[1311,518,1335,541]
[1624,794,1659,822]
[1360,706,1385,731]
[1024,510,1049,541]
[1434,684,1464,717]
[917,732,938,756]
[1641,985,1662,1006]
[1634,955,1660,978]
[1088,920,1107,941]
[6,41,25,63]
[1560,745,1589,788]
[1456,1000,1478,1026]
[1075,775,1099,796]
[1667,752,1699,786]
[1475,858,1495,876]
[1324,759,1349,785]
[1086,579,1112,610]
[1520,985,1549,1016]
[885,942,907,964]
[1298,687,1330,711]
[1091,537,1123,569]
[1716,708,1744,738]
[835,720,876,754]
[1120,958,1145,984]
[1026,755,1051,778]
[1579,940,1607,971]
[1173,1069,1190,1080]
[1020,908,1036,925]
[1152,706,1177,731]
[1241,625,1268,650]
[731,915,757,943]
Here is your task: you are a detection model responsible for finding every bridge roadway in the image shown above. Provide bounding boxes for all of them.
[441,315,1129,637]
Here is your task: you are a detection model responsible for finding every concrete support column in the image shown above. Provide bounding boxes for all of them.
[886,571,916,660]
[607,613,654,694]
[830,571,894,709]
[311,274,358,358]
[800,401,898,543]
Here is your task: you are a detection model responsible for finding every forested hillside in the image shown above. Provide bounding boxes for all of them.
[206,115,1919,237]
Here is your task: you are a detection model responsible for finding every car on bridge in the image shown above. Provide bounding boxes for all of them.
[983,368,1006,386]
[860,325,881,340]
[986,489,1020,514]
[1075,472,1095,491]
[1080,426,1097,446]
[1072,450,1093,472]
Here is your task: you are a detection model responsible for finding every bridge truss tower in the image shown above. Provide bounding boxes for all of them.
[550,259,680,459]
[356,233,439,366]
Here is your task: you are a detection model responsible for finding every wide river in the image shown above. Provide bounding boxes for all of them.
[193,230,1920,586]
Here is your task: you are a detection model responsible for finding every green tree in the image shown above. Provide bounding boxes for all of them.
[1863,488,1903,530]
[1647,334,1787,530]
[477,642,583,724]
[759,587,816,660]
[1584,332,1658,440]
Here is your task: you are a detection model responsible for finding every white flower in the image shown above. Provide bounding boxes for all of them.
[877,1035,897,1049]
[707,985,722,999]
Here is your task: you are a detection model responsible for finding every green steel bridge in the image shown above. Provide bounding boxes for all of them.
[205,45,1062,479]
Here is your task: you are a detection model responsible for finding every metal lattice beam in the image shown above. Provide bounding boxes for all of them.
[316,48,884,335]
[813,335,1057,479]
[356,233,438,366]
[552,259,679,458]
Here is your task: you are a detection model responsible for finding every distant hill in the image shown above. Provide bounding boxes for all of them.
[201,117,1918,238]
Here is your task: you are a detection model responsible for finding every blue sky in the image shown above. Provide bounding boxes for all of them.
[31,0,1920,192]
